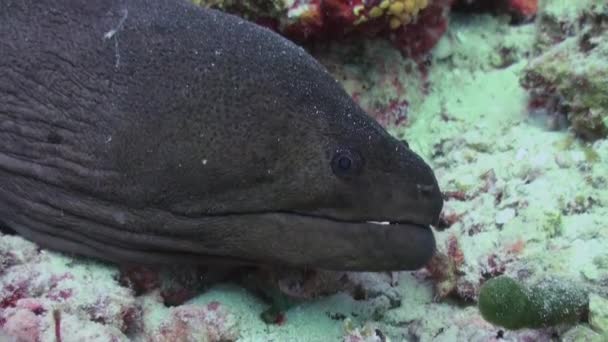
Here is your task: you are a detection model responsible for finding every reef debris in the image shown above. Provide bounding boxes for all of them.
[522,0,608,140]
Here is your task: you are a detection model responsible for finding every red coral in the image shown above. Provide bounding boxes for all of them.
[276,0,453,59]
[118,265,161,294]
[1,282,29,309]
[46,289,72,302]
[447,234,465,267]
[391,0,455,60]
[506,0,538,18]
[424,234,465,300]
[372,99,410,127]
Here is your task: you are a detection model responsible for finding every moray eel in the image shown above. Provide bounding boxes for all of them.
[0,0,443,271]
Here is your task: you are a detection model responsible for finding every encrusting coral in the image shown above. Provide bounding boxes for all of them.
[192,0,451,59]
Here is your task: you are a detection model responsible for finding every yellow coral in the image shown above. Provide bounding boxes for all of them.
[389,2,405,15]
[403,0,416,13]
[357,0,430,30]
[389,17,402,29]
[369,6,384,18]
[353,4,365,16]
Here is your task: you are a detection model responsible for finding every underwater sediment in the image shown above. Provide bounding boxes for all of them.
[2,0,608,341]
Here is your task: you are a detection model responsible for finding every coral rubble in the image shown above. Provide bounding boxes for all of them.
[522,0,608,140]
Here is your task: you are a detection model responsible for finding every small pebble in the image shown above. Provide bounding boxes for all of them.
[495,208,516,225]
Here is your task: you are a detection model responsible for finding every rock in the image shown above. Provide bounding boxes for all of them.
[522,0,608,140]
[589,293,608,334]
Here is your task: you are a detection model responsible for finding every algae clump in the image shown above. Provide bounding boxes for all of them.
[478,276,589,330]
[522,1,608,140]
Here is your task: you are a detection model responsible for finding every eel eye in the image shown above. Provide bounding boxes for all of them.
[331,148,363,178]
[337,156,351,170]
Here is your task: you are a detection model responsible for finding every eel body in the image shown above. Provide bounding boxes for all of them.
[0,0,443,271]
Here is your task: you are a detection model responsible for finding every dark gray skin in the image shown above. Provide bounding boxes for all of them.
[0,0,443,271]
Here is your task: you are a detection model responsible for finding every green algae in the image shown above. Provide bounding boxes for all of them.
[478,276,589,330]
[542,211,563,238]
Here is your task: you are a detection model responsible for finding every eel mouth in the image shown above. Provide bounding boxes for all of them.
[6,193,437,272]
[220,211,438,271]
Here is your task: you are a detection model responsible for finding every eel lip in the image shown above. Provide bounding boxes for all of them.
[68,209,437,272]
[359,221,436,271]
[286,215,437,271]
[268,212,437,271]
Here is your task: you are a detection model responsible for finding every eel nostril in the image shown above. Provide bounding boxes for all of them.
[417,184,436,198]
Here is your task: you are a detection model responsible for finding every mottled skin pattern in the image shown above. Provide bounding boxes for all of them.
[0,0,443,271]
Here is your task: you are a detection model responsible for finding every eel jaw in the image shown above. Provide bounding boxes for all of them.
[312,217,436,271]
[7,201,436,272]
[209,212,438,272]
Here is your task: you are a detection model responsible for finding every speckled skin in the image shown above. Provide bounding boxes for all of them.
[0,0,442,271]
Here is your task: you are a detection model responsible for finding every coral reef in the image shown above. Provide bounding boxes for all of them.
[241,267,402,324]
[522,0,608,140]
[478,275,589,329]
[310,39,427,128]
[533,0,602,51]
[143,300,239,342]
[2,1,608,341]
[192,0,454,59]
[0,235,240,341]
[0,236,137,341]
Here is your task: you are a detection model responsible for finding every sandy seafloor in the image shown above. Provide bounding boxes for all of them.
[1,4,608,342]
